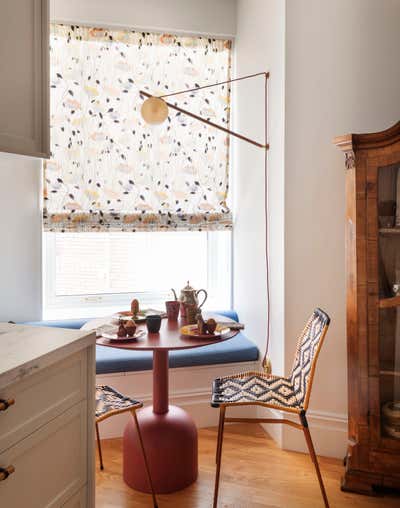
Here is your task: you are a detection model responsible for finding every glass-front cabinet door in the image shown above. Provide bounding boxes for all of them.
[336,123,400,493]
[378,162,400,442]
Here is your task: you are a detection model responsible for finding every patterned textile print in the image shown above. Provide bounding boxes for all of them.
[212,373,300,410]
[44,24,232,232]
[95,385,141,419]
[211,308,330,411]
[289,308,330,407]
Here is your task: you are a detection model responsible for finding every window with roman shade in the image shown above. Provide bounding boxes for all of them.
[44,24,232,232]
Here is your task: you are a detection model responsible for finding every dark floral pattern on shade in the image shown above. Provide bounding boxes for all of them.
[44,24,232,232]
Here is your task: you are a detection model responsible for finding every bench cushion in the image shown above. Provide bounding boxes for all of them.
[22,310,259,374]
[95,331,257,374]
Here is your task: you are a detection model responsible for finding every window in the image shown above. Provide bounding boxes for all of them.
[43,231,231,319]
[43,25,233,318]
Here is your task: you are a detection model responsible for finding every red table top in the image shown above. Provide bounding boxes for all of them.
[93,317,238,351]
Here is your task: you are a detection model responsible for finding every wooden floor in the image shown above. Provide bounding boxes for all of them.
[96,424,400,507]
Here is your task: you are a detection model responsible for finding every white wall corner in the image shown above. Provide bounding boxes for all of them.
[282,409,347,460]
[258,406,347,459]
[257,406,283,448]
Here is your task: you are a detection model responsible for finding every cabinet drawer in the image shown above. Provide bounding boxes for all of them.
[0,401,87,508]
[0,350,87,452]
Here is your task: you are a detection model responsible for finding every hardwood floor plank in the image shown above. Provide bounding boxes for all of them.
[96,424,400,507]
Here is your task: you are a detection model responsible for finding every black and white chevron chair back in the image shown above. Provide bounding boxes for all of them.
[290,308,330,410]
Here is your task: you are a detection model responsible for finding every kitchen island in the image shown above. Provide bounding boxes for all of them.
[0,322,96,507]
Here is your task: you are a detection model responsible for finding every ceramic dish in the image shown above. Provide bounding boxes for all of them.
[180,324,229,339]
[113,310,148,323]
[113,309,166,323]
[102,330,146,342]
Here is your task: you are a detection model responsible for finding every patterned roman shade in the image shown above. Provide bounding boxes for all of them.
[44,24,232,232]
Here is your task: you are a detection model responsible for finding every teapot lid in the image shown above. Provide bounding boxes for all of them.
[182,280,195,292]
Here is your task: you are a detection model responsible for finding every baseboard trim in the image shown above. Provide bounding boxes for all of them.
[257,407,283,447]
[284,408,347,459]
[96,360,259,439]
[258,406,347,459]
[96,361,348,459]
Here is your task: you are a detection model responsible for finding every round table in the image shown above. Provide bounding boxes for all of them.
[86,316,238,494]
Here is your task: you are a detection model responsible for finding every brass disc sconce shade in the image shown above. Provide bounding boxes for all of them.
[139,73,270,150]
[141,96,169,125]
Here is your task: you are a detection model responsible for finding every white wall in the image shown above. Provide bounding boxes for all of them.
[234,0,400,458]
[0,153,42,322]
[51,0,237,37]
[0,0,237,322]
[234,0,286,373]
[284,0,400,457]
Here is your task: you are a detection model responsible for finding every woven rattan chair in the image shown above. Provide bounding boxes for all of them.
[211,308,331,508]
[96,385,158,508]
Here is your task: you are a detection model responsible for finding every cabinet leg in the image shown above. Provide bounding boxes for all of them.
[341,473,377,496]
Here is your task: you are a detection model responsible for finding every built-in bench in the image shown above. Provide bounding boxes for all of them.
[22,310,259,374]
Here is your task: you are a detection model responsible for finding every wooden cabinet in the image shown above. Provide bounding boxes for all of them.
[0,350,88,452]
[335,122,400,494]
[0,0,49,158]
[0,324,96,507]
[0,402,87,508]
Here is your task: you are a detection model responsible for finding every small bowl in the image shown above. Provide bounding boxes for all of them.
[146,315,162,333]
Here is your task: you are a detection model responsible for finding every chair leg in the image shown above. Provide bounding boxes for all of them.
[300,414,329,508]
[215,407,224,464]
[95,422,104,471]
[213,406,226,508]
[132,410,158,508]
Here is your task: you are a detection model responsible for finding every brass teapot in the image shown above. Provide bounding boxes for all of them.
[176,281,208,317]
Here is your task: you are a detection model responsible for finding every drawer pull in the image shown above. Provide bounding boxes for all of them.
[0,398,15,411]
[0,466,15,481]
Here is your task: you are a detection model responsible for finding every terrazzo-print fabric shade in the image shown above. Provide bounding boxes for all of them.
[44,24,232,232]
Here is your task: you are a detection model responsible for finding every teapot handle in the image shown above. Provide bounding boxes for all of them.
[196,289,208,309]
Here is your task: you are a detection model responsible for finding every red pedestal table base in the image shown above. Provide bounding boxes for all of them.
[91,318,238,494]
[123,405,198,493]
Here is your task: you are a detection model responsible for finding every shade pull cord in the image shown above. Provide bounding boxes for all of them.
[262,73,272,375]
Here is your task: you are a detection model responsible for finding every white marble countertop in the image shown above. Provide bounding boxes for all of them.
[0,323,96,389]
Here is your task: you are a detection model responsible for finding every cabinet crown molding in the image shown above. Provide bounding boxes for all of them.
[333,121,400,152]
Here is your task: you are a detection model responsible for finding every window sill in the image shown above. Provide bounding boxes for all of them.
[43,301,222,321]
